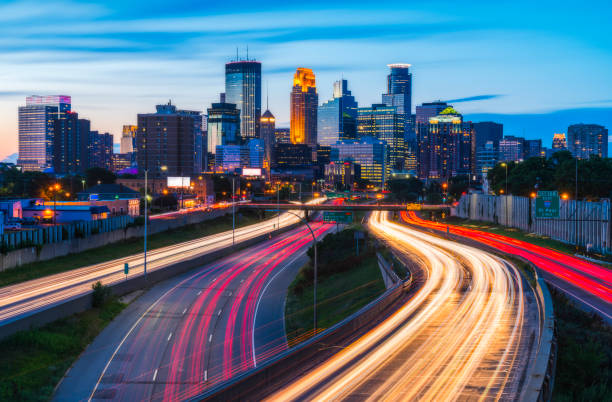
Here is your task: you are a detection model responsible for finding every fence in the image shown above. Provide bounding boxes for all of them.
[1,215,134,251]
[454,194,611,254]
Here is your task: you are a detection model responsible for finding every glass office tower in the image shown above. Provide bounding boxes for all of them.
[290,68,318,146]
[225,60,262,141]
[357,104,405,170]
[18,95,71,171]
[317,79,358,146]
[382,64,412,115]
[330,136,389,187]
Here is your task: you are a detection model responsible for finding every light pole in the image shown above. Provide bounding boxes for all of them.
[143,165,166,281]
[277,182,280,229]
[49,183,60,225]
[500,162,508,226]
[575,157,579,252]
[232,176,236,246]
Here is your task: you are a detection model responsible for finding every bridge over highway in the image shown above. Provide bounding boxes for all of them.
[242,203,450,212]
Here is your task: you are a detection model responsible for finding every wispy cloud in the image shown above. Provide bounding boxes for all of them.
[445,94,503,103]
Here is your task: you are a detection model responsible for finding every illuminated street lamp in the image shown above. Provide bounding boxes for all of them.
[49,184,61,225]
[144,165,167,281]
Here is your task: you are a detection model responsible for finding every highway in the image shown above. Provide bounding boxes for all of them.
[401,211,612,324]
[0,202,321,326]
[54,222,333,401]
[267,211,538,401]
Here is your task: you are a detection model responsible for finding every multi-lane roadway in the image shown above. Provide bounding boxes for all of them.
[402,211,612,324]
[268,211,538,401]
[54,222,333,401]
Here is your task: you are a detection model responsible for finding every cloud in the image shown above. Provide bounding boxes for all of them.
[445,94,503,103]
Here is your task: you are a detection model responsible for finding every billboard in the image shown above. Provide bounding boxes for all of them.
[167,177,191,188]
[242,168,262,177]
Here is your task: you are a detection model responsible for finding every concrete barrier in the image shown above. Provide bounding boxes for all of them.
[0,221,299,341]
[195,262,408,401]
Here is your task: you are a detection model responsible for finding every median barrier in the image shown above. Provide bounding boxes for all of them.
[0,220,300,341]
[195,256,409,401]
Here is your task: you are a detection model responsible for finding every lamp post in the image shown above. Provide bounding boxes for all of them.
[232,176,236,245]
[277,182,280,229]
[500,162,508,226]
[575,157,579,252]
[49,183,61,225]
[144,165,167,281]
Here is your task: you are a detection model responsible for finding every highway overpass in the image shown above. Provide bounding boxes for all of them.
[242,203,450,212]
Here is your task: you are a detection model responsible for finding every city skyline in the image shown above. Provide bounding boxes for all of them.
[1,0,612,160]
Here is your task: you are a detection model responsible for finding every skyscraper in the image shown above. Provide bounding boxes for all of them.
[357,104,405,170]
[136,102,195,178]
[274,128,291,144]
[225,60,261,140]
[18,95,71,171]
[473,122,503,152]
[290,68,318,146]
[260,109,275,174]
[88,131,114,170]
[568,123,608,159]
[120,125,137,154]
[417,106,473,179]
[382,64,412,115]
[331,137,389,187]
[207,96,241,154]
[317,79,358,146]
[498,136,524,162]
[552,133,568,151]
[524,139,543,159]
[415,101,448,124]
[53,111,90,174]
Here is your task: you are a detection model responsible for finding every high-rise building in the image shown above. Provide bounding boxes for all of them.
[207,96,241,156]
[225,60,261,140]
[382,64,412,115]
[415,101,448,124]
[417,106,473,179]
[18,95,71,171]
[568,123,608,159]
[53,112,90,174]
[317,79,358,146]
[260,109,275,173]
[290,68,318,146]
[473,122,503,152]
[120,125,137,154]
[272,144,313,168]
[476,141,498,177]
[357,104,405,170]
[89,131,114,170]
[331,136,388,187]
[552,133,568,151]
[274,128,291,144]
[136,102,195,178]
[524,139,543,159]
[498,136,524,162]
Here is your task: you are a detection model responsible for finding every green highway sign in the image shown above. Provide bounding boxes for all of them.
[323,211,353,223]
[535,191,560,218]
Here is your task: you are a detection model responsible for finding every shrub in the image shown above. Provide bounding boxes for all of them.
[91,281,111,308]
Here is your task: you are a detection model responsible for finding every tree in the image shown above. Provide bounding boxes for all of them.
[86,167,116,187]
[387,178,423,202]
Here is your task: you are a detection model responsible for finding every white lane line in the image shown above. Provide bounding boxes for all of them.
[209,334,213,342]
[197,290,202,295]
[217,309,222,316]
[544,279,612,320]
[204,370,208,381]
[152,369,158,382]
[182,308,187,315]
[167,332,173,341]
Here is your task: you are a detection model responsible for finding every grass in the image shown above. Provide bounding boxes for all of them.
[442,216,612,264]
[0,210,265,288]
[0,296,126,401]
[285,228,386,345]
[551,289,612,401]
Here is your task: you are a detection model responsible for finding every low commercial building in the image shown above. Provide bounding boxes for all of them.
[77,183,141,216]
[23,204,110,223]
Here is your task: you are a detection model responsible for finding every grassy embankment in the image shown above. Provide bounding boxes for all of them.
[285,226,387,345]
[0,209,265,288]
[0,283,125,401]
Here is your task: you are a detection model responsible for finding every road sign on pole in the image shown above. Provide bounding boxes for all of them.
[323,211,353,223]
[124,262,129,280]
[536,191,560,218]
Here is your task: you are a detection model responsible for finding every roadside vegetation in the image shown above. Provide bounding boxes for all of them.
[285,228,386,345]
[0,283,125,401]
[0,209,266,288]
[551,289,612,401]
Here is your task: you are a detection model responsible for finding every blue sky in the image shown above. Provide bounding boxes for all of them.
[1,0,611,160]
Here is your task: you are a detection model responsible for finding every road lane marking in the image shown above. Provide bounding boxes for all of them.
[218,309,222,316]
[209,334,213,342]
[153,369,158,382]
[204,370,208,381]
[167,332,173,341]
[182,308,187,315]
[197,290,202,295]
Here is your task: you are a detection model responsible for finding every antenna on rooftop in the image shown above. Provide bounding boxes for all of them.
[246,45,249,61]
[236,47,239,61]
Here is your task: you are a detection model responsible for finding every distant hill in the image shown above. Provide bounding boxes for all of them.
[1,153,18,164]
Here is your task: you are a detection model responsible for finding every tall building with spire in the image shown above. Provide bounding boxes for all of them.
[290,68,318,147]
[260,106,275,175]
[225,57,261,141]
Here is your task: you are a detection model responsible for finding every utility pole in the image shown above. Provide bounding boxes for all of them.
[144,169,148,280]
[575,157,579,252]
[232,176,236,245]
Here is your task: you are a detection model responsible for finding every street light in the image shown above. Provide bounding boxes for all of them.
[500,162,509,225]
[49,184,61,225]
[143,165,167,281]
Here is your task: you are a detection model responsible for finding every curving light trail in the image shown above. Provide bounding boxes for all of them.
[268,211,531,401]
[0,200,325,325]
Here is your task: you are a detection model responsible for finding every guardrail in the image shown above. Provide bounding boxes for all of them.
[402,218,556,402]
[0,221,302,341]
[194,249,411,401]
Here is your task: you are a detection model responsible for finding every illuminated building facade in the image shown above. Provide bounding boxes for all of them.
[290,68,318,146]
[357,104,404,170]
[331,136,388,187]
[552,132,568,151]
[568,123,608,158]
[498,136,524,162]
[136,102,195,178]
[260,109,275,173]
[317,79,358,146]
[275,128,291,144]
[18,95,71,171]
[225,60,261,140]
[382,64,412,115]
[89,131,114,171]
[120,125,137,154]
[417,107,473,179]
[53,112,90,174]
[207,96,241,155]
